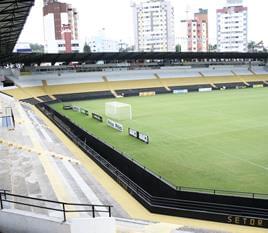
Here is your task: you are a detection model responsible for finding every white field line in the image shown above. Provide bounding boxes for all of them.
[182,136,268,171]
[157,125,268,172]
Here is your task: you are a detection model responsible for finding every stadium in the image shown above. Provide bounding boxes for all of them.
[1,1,268,233]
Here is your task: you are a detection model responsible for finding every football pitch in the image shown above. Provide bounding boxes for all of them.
[51,88,268,194]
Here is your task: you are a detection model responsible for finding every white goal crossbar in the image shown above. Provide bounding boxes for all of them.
[105,102,132,120]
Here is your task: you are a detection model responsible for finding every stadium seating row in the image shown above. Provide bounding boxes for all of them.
[6,66,268,87]
[1,67,268,100]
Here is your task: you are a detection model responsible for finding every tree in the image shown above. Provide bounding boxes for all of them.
[119,44,135,52]
[83,42,91,53]
[175,44,181,52]
[248,41,267,52]
[30,43,44,53]
[208,44,217,52]
[248,41,256,52]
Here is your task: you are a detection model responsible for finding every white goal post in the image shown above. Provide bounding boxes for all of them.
[105,102,132,120]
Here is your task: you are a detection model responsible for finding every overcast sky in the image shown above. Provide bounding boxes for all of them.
[18,0,268,46]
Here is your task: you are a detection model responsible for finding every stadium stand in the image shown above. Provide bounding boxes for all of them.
[2,65,268,101]
[116,87,169,97]
[0,93,128,231]
[46,73,104,85]
[7,78,43,88]
[54,90,114,102]
[1,63,268,231]
[231,67,253,76]
[21,97,41,105]
[252,66,268,75]
[37,95,54,102]
[214,82,247,89]
[156,68,201,78]
[45,82,108,95]
[106,70,156,81]
[3,92,242,233]
[241,74,268,83]
[2,0,268,231]
[169,84,213,92]
[198,68,234,77]
[154,73,171,91]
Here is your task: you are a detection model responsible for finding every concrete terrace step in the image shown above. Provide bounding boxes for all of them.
[0,138,80,165]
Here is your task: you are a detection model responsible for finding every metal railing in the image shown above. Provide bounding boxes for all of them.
[174,186,268,199]
[0,190,112,221]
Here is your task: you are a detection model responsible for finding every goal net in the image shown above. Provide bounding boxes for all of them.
[105,102,132,120]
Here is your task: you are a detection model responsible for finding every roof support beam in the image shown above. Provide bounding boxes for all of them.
[0,0,35,54]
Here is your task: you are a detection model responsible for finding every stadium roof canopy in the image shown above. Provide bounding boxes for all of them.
[1,52,268,65]
[0,0,35,54]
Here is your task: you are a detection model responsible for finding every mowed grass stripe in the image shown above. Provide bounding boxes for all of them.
[51,88,268,193]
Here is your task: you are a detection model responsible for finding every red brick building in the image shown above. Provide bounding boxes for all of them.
[43,0,79,53]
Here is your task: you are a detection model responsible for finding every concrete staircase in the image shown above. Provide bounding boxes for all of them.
[102,76,120,98]
[231,70,237,76]
[248,68,257,75]
[210,83,217,89]
[154,74,171,91]
[198,71,205,77]
[231,71,250,86]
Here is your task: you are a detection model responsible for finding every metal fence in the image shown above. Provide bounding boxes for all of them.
[0,190,112,221]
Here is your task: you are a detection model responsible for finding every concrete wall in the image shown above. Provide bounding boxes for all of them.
[71,217,116,233]
[0,209,115,233]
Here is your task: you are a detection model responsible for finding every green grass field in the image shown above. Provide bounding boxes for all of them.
[51,88,268,194]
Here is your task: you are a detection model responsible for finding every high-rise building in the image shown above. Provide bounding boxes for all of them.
[88,29,122,53]
[216,0,248,52]
[180,9,208,52]
[132,0,175,52]
[43,1,80,53]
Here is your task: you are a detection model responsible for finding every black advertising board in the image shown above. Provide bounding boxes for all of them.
[63,104,72,110]
[92,113,103,122]
[128,128,149,144]
[80,108,89,116]
[129,128,138,138]
[138,132,149,144]
[107,119,124,132]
